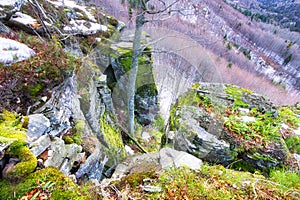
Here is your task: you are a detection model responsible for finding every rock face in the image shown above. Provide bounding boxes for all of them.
[166,83,291,171]
[27,114,50,143]
[173,106,235,164]
[44,138,83,175]
[109,32,159,126]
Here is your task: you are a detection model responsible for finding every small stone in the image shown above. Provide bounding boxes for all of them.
[141,132,151,141]
[90,179,101,186]
[238,108,250,114]
[242,180,252,187]
[141,185,162,193]
[69,174,77,183]
[293,127,300,136]
[41,96,47,102]
[281,124,290,129]
[293,154,300,162]
[125,145,134,155]
[240,116,256,123]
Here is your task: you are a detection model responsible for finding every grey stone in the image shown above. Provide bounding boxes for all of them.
[75,141,108,181]
[29,134,51,157]
[27,114,50,142]
[293,154,300,162]
[44,137,82,175]
[112,152,160,180]
[0,140,14,160]
[112,148,203,180]
[173,106,235,164]
[141,185,162,193]
[159,148,203,170]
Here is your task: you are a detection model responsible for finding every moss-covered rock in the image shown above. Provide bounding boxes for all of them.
[109,36,158,126]
[63,120,84,145]
[100,113,126,166]
[0,111,37,180]
[166,83,291,173]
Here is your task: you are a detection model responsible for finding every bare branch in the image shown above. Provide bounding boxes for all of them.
[145,0,180,15]
[142,45,198,55]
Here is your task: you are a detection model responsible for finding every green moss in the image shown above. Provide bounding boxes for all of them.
[0,167,96,200]
[26,82,43,96]
[168,90,201,132]
[225,85,253,108]
[270,169,300,189]
[191,83,200,89]
[123,171,156,187]
[5,143,37,179]
[117,50,152,74]
[63,120,84,145]
[108,164,298,199]
[0,111,37,179]
[285,136,300,154]
[135,128,162,153]
[178,90,201,107]
[100,113,126,163]
[73,120,84,144]
[153,114,165,133]
[278,107,300,129]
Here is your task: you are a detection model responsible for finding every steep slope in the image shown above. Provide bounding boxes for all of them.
[91,0,300,105]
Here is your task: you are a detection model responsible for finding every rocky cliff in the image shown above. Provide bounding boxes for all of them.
[0,0,299,199]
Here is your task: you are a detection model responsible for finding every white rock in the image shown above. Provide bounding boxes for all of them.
[48,0,96,21]
[0,37,35,65]
[141,185,162,193]
[293,127,300,136]
[63,19,108,35]
[238,108,250,114]
[11,12,37,25]
[125,145,134,155]
[27,114,50,142]
[281,123,290,129]
[141,132,151,141]
[240,116,256,123]
[29,134,51,157]
[41,96,48,102]
[159,148,203,171]
[293,154,300,162]
[0,0,22,6]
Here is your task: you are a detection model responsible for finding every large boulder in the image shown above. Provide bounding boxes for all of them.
[166,83,290,172]
[112,147,203,180]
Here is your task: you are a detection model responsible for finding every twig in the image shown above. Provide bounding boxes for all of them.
[117,123,148,154]
[252,180,258,199]
[196,89,234,101]
[226,159,243,169]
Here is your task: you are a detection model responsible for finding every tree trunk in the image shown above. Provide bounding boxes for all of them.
[127,7,144,136]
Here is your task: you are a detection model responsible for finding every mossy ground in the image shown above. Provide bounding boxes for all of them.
[105,164,300,199]
[0,167,102,200]
[225,84,253,108]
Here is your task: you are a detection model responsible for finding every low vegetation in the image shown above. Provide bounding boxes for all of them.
[105,165,300,199]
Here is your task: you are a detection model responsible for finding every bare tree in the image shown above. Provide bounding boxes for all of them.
[121,0,185,136]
